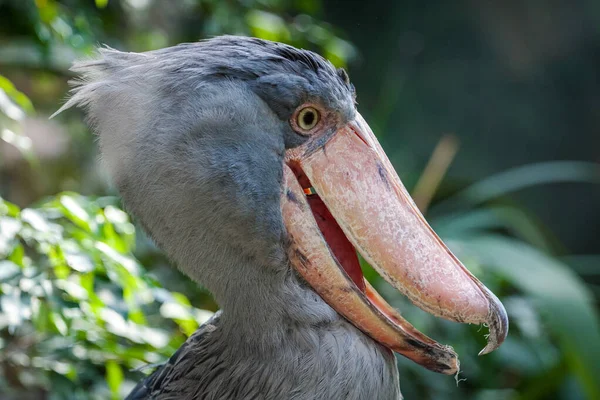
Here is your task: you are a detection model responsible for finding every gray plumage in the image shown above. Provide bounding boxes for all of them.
[56,36,401,399]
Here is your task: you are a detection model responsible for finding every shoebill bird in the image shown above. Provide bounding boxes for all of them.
[55,36,508,399]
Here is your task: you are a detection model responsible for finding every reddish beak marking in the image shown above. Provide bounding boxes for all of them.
[282,112,508,374]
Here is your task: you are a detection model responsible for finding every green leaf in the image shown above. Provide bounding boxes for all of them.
[95,0,109,8]
[59,195,94,232]
[32,299,51,331]
[80,272,95,294]
[452,235,600,399]
[7,243,25,267]
[0,75,34,113]
[51,312,68,336]
[171,292,192,307]
[433,206,552,251]
[434,161,600,213]
[0,197,21,217]
[246,10,291,42]
[95,241,140,276]
[324,37,355,68]
[105,360,123,400]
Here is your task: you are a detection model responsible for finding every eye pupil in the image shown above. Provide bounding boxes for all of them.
[303,111,315,126]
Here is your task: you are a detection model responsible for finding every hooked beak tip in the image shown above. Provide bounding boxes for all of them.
[479,288,509,356]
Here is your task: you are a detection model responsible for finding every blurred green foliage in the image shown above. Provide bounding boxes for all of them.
[0,194,212,399]
[1,1,599,399]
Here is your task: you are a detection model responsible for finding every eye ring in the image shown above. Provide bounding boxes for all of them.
[296,106,320,131]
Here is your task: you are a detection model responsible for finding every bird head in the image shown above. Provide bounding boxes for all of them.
[55,36,507,375]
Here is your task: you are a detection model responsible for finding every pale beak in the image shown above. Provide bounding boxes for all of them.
[282,112,508,374]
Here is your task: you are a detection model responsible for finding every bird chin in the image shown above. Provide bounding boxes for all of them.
[281,112,508,375]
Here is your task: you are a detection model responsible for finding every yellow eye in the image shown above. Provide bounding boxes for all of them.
[296,107,320,131]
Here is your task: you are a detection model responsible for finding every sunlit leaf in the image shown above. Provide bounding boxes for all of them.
[64,250,94,273]
[160,302,192,320]
[56,279,89,300]
[100,307,137,341]
[59,194,95,232]
[51,311,69,336]
[21,208,56,234]
[0,75,34,113]
[194,309,215,326]
[0,217,21,256]
[95,242,140,276]
[138,326,170,348]
[0,260,20,281]
[1,289,24,333]
[0,90,25,120]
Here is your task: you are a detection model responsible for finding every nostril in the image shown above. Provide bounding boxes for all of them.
[349,121,370,147]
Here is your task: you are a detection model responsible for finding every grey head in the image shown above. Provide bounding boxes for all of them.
[57,36,355,310]
[57,36,401,399]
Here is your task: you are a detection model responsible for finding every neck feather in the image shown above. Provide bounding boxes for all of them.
[185,268,402,400]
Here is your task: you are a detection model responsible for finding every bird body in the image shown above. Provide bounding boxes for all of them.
[57,36,507,400]
[128,310,400,399]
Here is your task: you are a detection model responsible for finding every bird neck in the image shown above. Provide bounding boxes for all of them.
[215,260,343,350]
[166,255,401,399]
[191,263,401,400]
